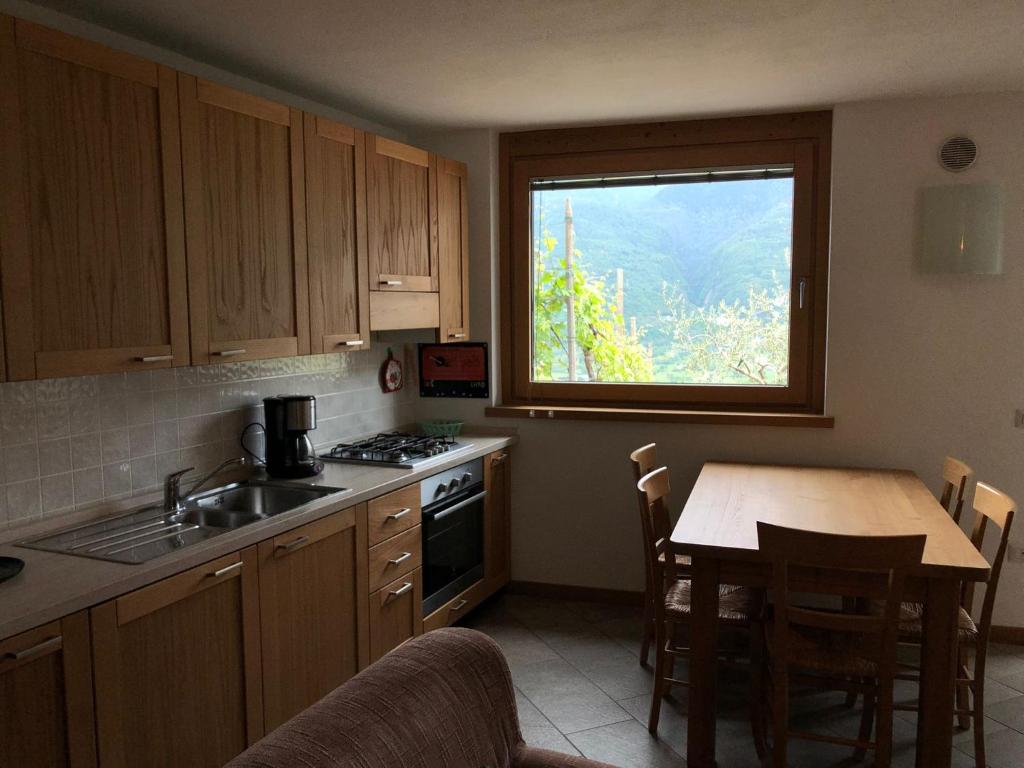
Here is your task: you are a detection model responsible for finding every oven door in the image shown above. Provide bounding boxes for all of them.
[421,485,485,616]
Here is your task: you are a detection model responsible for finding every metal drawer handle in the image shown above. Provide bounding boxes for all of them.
[387,552,412,566]
[388,582,414,599]
[209,561,243,578]
[340,340,365,347]
[448,332,467,339]
[213,349,246,357]
[386,508,412,521]
[491,453,508,466]
[276,535,310,553]
[380,279,403,286]
[450,599,468,612]
[136,355,173,363]
[3,635,62,662]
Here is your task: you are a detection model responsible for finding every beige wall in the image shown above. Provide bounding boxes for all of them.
[414,92,1024,627]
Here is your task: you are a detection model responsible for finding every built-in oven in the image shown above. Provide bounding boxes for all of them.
[421,458,485,616]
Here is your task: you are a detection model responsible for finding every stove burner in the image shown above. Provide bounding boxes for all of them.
[326,432,461,466]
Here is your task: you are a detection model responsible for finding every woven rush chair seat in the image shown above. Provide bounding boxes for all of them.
[665,579,757,624]
[765,620,880,679]
[895,602,979,644]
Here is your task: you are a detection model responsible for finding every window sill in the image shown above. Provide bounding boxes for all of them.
[484,405,834,428]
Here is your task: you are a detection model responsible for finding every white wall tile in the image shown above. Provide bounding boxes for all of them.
[0,349,411,532]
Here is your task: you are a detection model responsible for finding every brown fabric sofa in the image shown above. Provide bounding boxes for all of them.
[227,627,616,768]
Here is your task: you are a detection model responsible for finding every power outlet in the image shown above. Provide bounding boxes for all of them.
[1016,409,1024,428]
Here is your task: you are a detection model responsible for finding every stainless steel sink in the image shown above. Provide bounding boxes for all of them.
[188,483,331,518]
[18,479,347,564]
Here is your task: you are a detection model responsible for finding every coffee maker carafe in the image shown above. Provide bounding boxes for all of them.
[263,395,324,478]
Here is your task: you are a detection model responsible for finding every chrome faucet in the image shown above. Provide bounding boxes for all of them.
[164,457,250,514]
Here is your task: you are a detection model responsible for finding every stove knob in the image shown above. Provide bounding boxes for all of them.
[461,472,473,484]
[436,482,449,495]
[449,478,461,490]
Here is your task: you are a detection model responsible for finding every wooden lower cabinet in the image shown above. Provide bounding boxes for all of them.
[257,506,368,731]
[368,568,423,663]
[90,549,263,767]
[0,612,96,767]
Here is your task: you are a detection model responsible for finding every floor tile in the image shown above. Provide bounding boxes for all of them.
[513,657,634,734]
[985,693,1024,732]
[567,718,684,767]
[520,725,582,756]
[982,726,1024,767]
[516,688,553,727]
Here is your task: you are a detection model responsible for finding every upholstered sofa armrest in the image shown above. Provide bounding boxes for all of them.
[513,745,617,767]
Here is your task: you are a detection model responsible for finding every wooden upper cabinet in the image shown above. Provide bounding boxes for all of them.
[257,506,368,731]
[91,549,263,767]
[366,135,438,292]
[303,114,370,354]
[0,17,189,380]
[436,156,470,343]
[179,75,310,364]
[0,612,97,767]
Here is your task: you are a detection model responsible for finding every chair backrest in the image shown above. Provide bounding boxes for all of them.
[630,444,660,587]
[757,522,925,685]
[939,456,974,524]
[636,467,683,590]
[629,443,658,485]
[963,482,1016,644]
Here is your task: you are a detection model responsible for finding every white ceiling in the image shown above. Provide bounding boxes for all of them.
[33,0,1024,130]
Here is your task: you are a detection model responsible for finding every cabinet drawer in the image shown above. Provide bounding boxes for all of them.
[422,578,490,632]
[367,526,421,592]
[367,484,421,546]
[368,568,423,663]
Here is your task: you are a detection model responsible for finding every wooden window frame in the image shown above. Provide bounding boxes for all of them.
[498,111,832,417]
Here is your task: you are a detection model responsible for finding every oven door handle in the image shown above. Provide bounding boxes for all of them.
[424,490,487,523]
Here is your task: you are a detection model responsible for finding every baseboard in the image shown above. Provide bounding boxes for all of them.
[507,580,643,606]
[991,625,1024,646]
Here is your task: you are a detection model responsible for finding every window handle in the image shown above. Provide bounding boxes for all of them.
[798,278,808,310]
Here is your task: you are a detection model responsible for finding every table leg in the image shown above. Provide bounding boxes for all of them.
[688,556,720,768]
[916,577,959,768]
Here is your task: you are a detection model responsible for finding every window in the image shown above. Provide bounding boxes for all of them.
[499,112,831,417]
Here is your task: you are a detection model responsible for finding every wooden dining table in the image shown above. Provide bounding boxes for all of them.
[670,462,991,768]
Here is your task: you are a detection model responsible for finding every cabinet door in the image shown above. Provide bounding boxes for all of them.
[0,17,189,379]
[0,612,96,767]
[485,450,512,590]
[436,156,470,343]
[257,505,368,731]
[303,114,370,354]
[179,75,309,364]
[366,135,437,293]
[368,568,423,663]
[91,549,263,767]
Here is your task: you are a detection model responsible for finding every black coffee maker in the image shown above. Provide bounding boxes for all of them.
[263,395,324,478]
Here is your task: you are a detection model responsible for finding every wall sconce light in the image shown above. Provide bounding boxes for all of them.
[916,183,1004,274]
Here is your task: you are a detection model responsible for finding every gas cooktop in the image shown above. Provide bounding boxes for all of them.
[320,432,474,469]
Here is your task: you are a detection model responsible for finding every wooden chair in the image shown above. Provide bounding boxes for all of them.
[756,522,926,768]
[636,467,760,741]
[629,444,689,667]
[939,456,974,525]
[893,482,1016,768]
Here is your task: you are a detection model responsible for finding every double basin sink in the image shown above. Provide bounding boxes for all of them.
[20,479,347,565]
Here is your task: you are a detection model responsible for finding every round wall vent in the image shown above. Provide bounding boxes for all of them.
[938,136,977,172]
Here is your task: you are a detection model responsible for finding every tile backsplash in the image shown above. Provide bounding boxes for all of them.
[0,346,417,531]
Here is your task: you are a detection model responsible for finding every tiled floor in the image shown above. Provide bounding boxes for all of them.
[462,593,1024,767]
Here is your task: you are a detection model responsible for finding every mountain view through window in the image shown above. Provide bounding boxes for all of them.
[530,172,795,387]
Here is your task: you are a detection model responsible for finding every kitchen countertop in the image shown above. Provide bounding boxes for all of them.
[0,433,516,641]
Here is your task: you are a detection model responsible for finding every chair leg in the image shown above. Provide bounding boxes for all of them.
[648,616,667,734]
[855,684,875,762]
[663,623,677,698]
[875,680,893,768]
[956,650,971,730]
[771,665,788,768]
[973,681,985,768]
[750,623,768,761]
[640,590,654,668]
